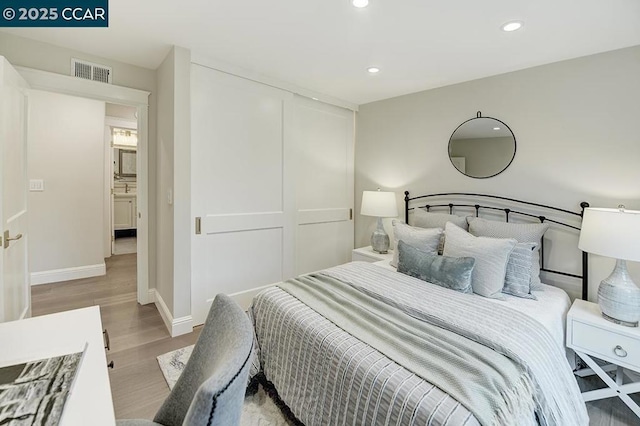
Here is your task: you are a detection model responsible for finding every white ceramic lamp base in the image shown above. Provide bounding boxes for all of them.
[597,259,640,327]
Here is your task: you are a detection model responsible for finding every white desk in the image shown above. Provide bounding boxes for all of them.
[0,306,116,425]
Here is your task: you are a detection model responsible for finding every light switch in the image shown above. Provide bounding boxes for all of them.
[29,179,44,191]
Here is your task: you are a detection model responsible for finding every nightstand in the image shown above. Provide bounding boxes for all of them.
[352,246,394,264]
[567,299,640,418]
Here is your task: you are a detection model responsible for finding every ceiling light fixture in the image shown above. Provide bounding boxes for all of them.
[501,21,523,32]
[493,127,501,130]
[352,0,369,8]
[367,67,380,74]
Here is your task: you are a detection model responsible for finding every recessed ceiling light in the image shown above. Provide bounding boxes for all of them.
[493,127,501,130]
[352,0,369,8]
[367,67,380,74]
[501,21,523,32]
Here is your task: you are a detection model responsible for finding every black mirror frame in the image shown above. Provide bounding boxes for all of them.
[448,111,517,179]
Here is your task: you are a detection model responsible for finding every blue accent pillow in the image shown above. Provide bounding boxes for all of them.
[397,240,475,294]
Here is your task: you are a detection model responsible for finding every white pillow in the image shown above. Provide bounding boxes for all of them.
[504,242,538,299]
[443,223,517,299]
[467,217,549,290]
[391,220,442,268]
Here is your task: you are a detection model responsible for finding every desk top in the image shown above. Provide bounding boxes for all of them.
[0,306,115,425]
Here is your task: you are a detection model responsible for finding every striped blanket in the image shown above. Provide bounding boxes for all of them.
[250,262,588,425]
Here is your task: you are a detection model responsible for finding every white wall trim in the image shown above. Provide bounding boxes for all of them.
[153,289,172,334]
[152,289,193,337]
[30,263,106,286]
[172,316,194,337]
[228,283,276,311]
[15,66,149,106]
[191,52,358,112]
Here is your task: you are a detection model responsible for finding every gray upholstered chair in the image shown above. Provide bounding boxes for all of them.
[117,294,254,426]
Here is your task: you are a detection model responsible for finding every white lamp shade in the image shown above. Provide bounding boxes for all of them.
[361,191,398,218]
[578,207,640,262]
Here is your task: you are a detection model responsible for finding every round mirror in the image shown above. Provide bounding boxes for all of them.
[448,112,516,179]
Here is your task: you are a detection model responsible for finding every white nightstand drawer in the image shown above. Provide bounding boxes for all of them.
[572,320,640,372]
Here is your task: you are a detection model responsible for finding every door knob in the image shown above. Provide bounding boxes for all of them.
[3,230,23,249]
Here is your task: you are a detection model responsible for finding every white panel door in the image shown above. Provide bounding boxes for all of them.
[0,57,30,322]
[191,64,293,325]
[294,96,354,275]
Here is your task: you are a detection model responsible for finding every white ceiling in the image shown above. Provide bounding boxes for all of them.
[3,0,640,105]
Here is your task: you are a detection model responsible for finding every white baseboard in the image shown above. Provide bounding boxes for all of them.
[151,289,193,337]
[171,316,194,336]
[30,263,106,286]
[228,283,275,310]
[19,305,29,320]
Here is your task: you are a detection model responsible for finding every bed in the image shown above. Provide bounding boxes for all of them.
[248,192,591,426]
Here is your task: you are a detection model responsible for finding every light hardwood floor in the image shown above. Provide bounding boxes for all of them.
[31,254,200,420]
[113,237,137,255]
[31,254,639,425]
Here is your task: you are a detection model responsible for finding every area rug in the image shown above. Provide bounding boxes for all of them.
[157,346,290,426]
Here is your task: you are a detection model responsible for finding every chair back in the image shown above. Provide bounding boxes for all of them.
[154,294,254,426]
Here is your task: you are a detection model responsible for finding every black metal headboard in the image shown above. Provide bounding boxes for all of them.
[404,191,590,300]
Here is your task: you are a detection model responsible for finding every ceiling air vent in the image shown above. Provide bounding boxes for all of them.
[71,58,112,84]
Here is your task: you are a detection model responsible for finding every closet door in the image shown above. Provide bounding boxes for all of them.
[191,65,293,325]
[294,96,354,275]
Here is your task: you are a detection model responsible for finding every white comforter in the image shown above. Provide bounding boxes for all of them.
[373,259,571,351]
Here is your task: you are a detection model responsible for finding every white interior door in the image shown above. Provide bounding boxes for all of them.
[0,57,30,322]
[191,64,294,325]
[294,96,354,275]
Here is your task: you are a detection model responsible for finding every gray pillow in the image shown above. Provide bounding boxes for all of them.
[397,240,475,294]
[411,209,468,230]
[443,223,516,299]
[410,210,468,254]
[504,242,538,300]
[391,220,442,267]
[467,217,550,290]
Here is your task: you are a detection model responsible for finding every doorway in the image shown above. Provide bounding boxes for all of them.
[105,105,138,257]
[18,66,151,305]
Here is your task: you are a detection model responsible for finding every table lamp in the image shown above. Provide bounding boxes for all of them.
[361,189,398,254]
[578,206,640,327]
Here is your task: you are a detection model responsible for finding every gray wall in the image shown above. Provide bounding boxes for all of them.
[355,45,640,300]
[28,91,105,274]
[156,46,191,324]
[106,103,137,120]
[156,48,175,313]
